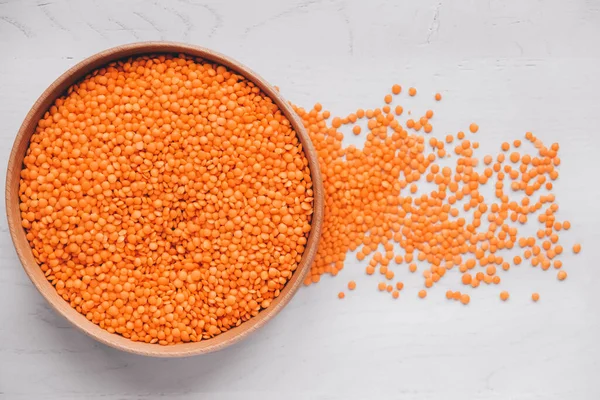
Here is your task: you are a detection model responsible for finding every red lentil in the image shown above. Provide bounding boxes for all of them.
[295,82,579,304]
[20,55,314,345]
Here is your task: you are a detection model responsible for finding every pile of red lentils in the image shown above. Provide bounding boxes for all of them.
[19,54,314,345]
[295,85,581,304]
[19,54,582,347]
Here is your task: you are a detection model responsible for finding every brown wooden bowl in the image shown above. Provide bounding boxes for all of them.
[5,42,323,357]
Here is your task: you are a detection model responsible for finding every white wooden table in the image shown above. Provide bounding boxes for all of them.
[1,0,600,399]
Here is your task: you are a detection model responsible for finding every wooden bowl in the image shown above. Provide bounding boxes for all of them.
[5,42,323,357]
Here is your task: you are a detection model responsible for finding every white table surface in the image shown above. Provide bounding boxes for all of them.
[1,0,600,399]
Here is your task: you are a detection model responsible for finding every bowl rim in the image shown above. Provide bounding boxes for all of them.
[5,41,324,357]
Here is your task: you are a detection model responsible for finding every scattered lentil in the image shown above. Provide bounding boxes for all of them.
[294,83,580,304]
[460,293,470,305]
[557,271,567,281]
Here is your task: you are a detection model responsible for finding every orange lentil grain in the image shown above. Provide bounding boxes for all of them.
[460,293,470,305]
[557,271,567,281]
[514,256,522,265]
[462,273,472,285]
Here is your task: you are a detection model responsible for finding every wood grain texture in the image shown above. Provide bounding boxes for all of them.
[1,0,600,399]
[5,42,324,357]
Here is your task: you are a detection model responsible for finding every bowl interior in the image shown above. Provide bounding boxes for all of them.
[5,42,323,357]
